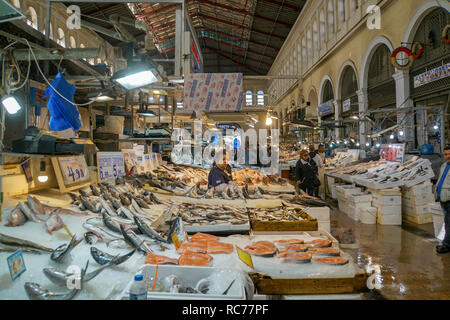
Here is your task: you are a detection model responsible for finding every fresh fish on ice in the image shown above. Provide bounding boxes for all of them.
[4,205,28,227]
[90,246,136,265]
[50,234,82,263]
[0,232,53,252]
[45,212,65,234]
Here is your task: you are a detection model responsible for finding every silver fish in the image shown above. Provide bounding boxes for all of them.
[118,206,135,220]
[84,231,101,245]
[90,246,136,265]
[27,195,46,215]
[0,245,42,254]
[5,205,28,227]
[82,223,121,242]
[50,235,82,263]
[80,196,99,213]
[119,224,151,254]
[79,189,91,197]
[133,216,168,243]
[131,199,145,215]
[45,212,65,234]
[0,232,53,252]
[44,257,117,286]
[89,185,102,197]
[18,202,42,223]
[25,261,88,300]
[99,198,117,217]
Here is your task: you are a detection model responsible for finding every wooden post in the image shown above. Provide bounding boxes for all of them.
[88,104,94,166]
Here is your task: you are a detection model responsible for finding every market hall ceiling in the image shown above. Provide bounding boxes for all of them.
[64,1,306,75]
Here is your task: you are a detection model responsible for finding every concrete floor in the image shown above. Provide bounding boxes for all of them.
[330,206,450,300]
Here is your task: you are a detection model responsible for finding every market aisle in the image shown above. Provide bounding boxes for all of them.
[330,206,450,300]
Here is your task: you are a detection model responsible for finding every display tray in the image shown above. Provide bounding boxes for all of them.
[250,211,318,232]
[184,222,251,234]
[249,271,368,295]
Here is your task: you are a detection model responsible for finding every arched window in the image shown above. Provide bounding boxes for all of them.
[313,20,319,54]
[322,80,334,103]
[43,22,54,39]
[320,9,326,44]
[307,28,312,62]
[57,28,65,47]
[297,42,301,73]
[80,43,86,61]
[301,36,306,66]
[69,36,76,48]
[11,0,20,9]
[246,90,253,106]
[27,7,38,30]
[328,0,335,35]
[257,91,264,106]
[337,0,345,28]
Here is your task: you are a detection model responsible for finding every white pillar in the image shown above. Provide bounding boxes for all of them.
[392,70,414,150]
[356,88,368,146]
[334,99,340,140]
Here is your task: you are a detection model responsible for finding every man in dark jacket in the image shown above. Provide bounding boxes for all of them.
[208,153,232,188]
[295,149,316,196]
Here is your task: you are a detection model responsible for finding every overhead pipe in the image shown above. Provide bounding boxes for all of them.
[109,14,137,43]
[0,48,100,61]
[80,19,126,42]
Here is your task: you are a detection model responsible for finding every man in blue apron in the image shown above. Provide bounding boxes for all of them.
[435,146,450,254]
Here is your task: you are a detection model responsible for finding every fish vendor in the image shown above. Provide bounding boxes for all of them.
[208,152,233,189]
[435,145,450,254]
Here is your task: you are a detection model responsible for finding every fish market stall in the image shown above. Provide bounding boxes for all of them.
[248,207,318,232]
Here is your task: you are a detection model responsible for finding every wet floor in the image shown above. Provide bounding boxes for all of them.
[330,206,450,300]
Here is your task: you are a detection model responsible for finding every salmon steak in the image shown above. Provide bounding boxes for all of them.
[305,239,332,248]
[313,257,349,265]
[178,252,213,267]
[244,241,277,257]
[145,253,178,265]
[278,244,308,253]
[274,239,304,246]
[177,241,207,254]
[308,247,340,256]
[206,241,234,254]
[277,252,312,263]
[190,232,219,243]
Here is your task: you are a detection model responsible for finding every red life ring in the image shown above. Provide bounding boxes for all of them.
[390,47,414,70]
[442,25,450,45]
[411,42,423,59]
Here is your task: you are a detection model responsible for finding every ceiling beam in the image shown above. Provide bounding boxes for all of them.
[136,4,177,19]
[196,13,286,41]
[84,3,122,16]
[204,45,272,67]
[204,47,264,74]
[260,0,303,11]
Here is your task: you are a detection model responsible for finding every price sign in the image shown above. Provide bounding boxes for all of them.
[156,153,162,167]
[122,149,139,173]
[171,233,181,249]
[97,152,126,182]
[7,249,26,281]
[343,98,351,113]
[57,155,90,186]
[236,246,254,269]
[136,155,145,174]
[380,144,405,163]
[151,153,158,170]
[144,154,154,173]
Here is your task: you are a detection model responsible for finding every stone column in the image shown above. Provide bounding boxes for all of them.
[392,70,414,150]
[356,88,368,146]
[334,99,340,140]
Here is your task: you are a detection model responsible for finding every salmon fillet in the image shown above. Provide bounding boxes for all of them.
[177,241,207,254]
[305,239,332,248]
[206,241,234,254]
[274,239,304,246]
[178,252,213,267]
[308,247,340,256]
[245,241,277,257]
[145,253,178,265]
[190,232,219,242]
[278,244,308,253]
[277,252,312,263]
[313,257,349,265]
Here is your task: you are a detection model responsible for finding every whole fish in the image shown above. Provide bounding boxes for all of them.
[80,196,99,213]
[119,224,151,254]
[18,202,43,223]
[44,257,117,286]
[0,233,53,252]
[131,199,145,215]
[149,193,163,204]
[118,206,135,220]
[99,198,117,217]
[42,205,88,216]
[0,245,42,254]
[133,216,168,243]
[79,189,91,198]
[125,182,136,194]
[25,261,88,300]
[167,217,188,244]
[5,205,28,227]
[50,235,82,262]
[90,246,136,265]
[68,192,81,202]
[27,195,46,215]
[119,193,131,206]
[102,212,121,234]
[82,223,121,241]
[89,185,101,197]
[98,184,109,195]
[45,212,65,235]
[135,197,150,209]
[84,231,102,245]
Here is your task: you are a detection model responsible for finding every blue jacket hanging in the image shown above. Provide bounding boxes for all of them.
[44,72,81,131]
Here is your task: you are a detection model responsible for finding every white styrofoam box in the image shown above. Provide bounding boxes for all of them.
[360,207,377,224]
[403,181,433,195]
[372,193,402,206]
[402,212,433,224]
[347,205,360,221]
[318,222,331,233]
[370,187,402,195]
[402,203,429,215]
[337,186,361,197]
[377,213,402,225]
[304,207,330,222]
[348,193,372,203]
[402,193,435,206]
[348,201,372,209]
[374,205,402,216]
[432,209,445,238]
[404,171,435,188]
[118,265,248,300]
[428,202,443,215]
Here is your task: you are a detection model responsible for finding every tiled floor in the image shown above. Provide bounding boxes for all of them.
[330,206,450,300]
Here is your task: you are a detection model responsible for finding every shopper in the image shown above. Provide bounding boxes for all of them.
[308,145,323,196]
[295,149,317,196]
[435,145,450,254]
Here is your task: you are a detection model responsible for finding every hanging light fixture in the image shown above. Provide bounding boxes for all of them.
[37,160,48,183]
[390,134,395,140]
[265,116,273,126]
[366,142,370,147]
[112,62,161,90]
[399,130,404,136]
[376,143,381,148]
[356,142,360,147]
[1,94,22,114]
[433,125,439,130]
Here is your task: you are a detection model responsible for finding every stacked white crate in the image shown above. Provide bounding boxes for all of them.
[346,192,373,222]
[304,206,331,233]
[370,188,402,225]
[336,185,361,219]
[401,181,434,224]
[429,202,445,239]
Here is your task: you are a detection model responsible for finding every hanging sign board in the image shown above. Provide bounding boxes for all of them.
[318,101,333,117]
[343,99,351,113]
[122,149,139,173]
[50,155,91,193]
[183,73,244,112]
[380,144,405,163]
[97,152,125,183]
[414,63,450,88]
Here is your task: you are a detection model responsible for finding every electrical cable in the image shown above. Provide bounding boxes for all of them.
[22,38,95,107]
